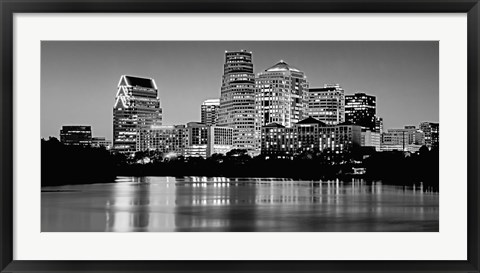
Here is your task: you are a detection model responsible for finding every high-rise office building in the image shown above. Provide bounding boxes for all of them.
[306,84,345,125]
[255,60,309,128]
[419,122,439,149]
[60,125,92,146]
[218,50,256,151]
[255,60,309,151]
[201,98,220,126]
[345,93,376,131]
[113,75,162,154]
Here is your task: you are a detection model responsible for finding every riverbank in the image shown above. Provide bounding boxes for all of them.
[41,138,439,189]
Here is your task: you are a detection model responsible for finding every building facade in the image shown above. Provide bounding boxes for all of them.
[218,50,256,151]
[381,126,425,152]
[419,122,439,149]
[322,122,362,153]
[255,60,309,129]
[60,125,92,146]
[260,117,361,156]
[261,123,297,156]
[201,98,220,126]
[184,122,234,158]
[361,130,381,151]
[375,116,384,134]
[207,126,234,156]
[306,84,345,125]
[113,75,162,154]
[185,122,209,158]
[294,117,328,153]
[91,137,112,149]
[137,125,188,155]
[345,93,376,131]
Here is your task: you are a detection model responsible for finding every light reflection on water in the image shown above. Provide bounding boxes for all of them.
[41,177,439,232]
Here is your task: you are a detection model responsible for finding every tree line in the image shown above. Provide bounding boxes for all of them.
[41,137,439,189]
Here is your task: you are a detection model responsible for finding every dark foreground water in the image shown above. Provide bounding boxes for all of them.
[41,177,439,232]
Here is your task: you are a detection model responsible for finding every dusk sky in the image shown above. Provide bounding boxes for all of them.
[41,41,438,139]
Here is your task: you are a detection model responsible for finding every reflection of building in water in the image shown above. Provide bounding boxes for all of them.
[173,177,259,231]
[105,177,177,232]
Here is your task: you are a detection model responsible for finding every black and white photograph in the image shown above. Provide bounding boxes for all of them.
[41,41,439,232]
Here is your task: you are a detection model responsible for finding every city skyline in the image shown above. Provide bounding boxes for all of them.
[41,41,439,139]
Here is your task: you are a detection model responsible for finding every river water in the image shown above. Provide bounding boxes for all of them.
[41,177,439,232]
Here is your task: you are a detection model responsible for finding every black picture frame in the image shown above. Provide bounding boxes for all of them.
[1,0,479,272]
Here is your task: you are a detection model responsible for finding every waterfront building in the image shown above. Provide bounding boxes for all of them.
[137,125,188,156]
[91,137,112,149]
[218,50,256,151]
[381,126,425,152]
[419,122,439,149]
[60,125,92,146]
[201,98,220,126]
[294,118,361,153]
[293,117,361,154]
[261,123,297,156]
[294,117,328,152]
[360,129,381,151]
[113,75,162,154]
[185,122,209,158]
[345,93,376,131]
[207,126,234,156]
[184,122,234,158]
[328,122,362,152]
[306,84,345,125]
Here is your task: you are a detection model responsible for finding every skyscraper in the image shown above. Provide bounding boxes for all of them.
[113,75,162,154]
[201,98,220,126]
[345,92,376,131]
[306,84,345,125]
[255,60,309,129]
[218,50,256,151]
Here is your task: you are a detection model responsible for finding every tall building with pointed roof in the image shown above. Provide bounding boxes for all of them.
[218,50,256,151]
[113,75,162,154]
[254,60,309,150]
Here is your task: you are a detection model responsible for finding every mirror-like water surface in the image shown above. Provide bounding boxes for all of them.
[41,177,439,232]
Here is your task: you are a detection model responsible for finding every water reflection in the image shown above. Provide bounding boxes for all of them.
[41,177,439,232]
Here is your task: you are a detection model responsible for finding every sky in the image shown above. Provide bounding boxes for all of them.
[41,41,438,139]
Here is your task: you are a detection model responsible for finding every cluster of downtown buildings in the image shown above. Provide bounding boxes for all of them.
[58,50,439,159]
